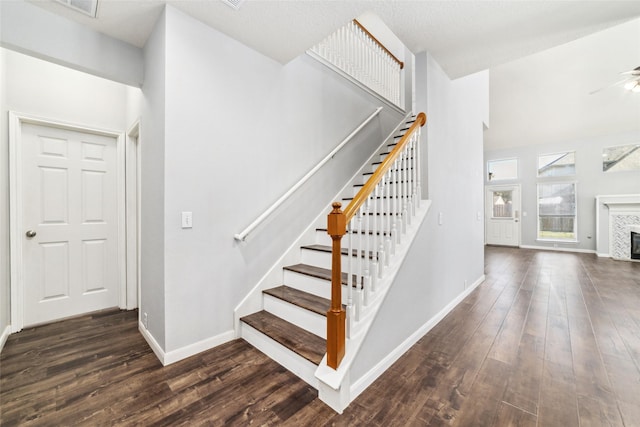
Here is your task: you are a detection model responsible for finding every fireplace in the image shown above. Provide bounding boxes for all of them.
[596,195,640,261]
[632,230,640,260]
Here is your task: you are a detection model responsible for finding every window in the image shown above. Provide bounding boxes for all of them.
[487,158,518,181]
[602,143,640,172]
[491,190,513,218]
[538,151,575,177]
[537,182,577,241]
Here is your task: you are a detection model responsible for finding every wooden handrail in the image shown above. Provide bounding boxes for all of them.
[325,112,426,369]
[343,112,426,222]
[353,19,404,70]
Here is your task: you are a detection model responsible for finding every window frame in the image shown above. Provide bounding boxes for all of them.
[536,181,578,242]
[487,157,518,182]
[537,151,576,178]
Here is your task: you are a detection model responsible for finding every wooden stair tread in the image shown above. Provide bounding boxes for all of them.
[284,263,357,286]
[240,310,325,365]
[263,285,330,316]
[301,244,374,259]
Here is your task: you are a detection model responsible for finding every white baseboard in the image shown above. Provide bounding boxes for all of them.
[0,325,11,353]
[138,322,235,366]
[139,322,166,364]
[349,274,486,400]
[520,245,596,254]
[597,252,611,258]
[164,330,235,365]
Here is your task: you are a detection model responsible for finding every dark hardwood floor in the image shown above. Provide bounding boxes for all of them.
[2,246,639,426]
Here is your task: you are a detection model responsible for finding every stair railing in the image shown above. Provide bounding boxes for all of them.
[309,19,404,108]
[326,112,427,369]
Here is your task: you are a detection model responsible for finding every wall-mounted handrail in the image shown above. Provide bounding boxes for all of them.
[234,106,383,242]
[352,19,404,70]
[326,112,426,369]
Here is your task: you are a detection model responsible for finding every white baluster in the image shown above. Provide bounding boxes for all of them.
[355,209,363,321]
[406,137,413,221]
[363,199,371,306]
[370,184,378,292]
[401,148,408,233]
[384,170,392,264]
[347,221,353,308]
[393,158,401,246]
[411,133,417,216]
[377,181,385,278]
[416,127,422,208]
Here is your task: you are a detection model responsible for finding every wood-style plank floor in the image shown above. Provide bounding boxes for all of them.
[2,246,639,426]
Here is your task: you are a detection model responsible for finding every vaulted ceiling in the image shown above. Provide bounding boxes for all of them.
[24,0,640,149]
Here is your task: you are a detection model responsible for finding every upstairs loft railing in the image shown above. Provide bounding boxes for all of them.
[309,19,404,109]
[326,112,427,369]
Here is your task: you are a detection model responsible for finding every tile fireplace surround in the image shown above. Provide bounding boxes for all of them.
[596,194,640,261]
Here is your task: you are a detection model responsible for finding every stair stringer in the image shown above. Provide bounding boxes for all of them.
[233,113,411,337]
[315,200,432,414]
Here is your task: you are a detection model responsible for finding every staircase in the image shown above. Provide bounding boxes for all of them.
[238,114,429,411]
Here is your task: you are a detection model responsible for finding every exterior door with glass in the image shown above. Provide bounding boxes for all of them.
[485,185,521,247]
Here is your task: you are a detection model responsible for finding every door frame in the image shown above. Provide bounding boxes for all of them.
[484,183,522,247]
[125,120,141,311]
[9,112,127,332]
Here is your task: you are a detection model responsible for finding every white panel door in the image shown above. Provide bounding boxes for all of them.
[485,185,521,247]
[21,123,119,326]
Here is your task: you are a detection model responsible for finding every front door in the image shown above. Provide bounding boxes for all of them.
[485,185,521,247]
[20,122,120,326]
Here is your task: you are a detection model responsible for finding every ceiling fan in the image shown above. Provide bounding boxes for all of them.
[590,66,640,94]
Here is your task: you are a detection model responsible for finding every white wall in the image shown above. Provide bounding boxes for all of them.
[149,6,404,353]
[351,53,488,383]
[139,9,168,349]
[485,131,640,252]
[0,0,143,87]
[0,48,8,337]
[0,48,140,340]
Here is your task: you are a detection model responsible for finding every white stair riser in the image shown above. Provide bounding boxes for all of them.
[263,294,327,339]
[283,270,357,306]
[301,248,374,271]
[315,230,398,249]
[240,322,319,389]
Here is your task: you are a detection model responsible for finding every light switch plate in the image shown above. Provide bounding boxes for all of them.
[182,212,193,228]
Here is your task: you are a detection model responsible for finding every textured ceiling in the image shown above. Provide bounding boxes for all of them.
[27,0,640,79]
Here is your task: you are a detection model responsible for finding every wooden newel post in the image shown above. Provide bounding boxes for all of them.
[327,202,346,369]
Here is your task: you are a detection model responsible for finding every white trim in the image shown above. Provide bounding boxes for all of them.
[348,274,485,402]
[125,120,141,310]
[139,321,165,364]
[0,325,11,353]
[306,51,405,115]
[597,252,611,258]
[234,106,384,242]
[139,322,235,367]
[8,111,127,332]
[164,330,235,365]
[519,245,596,254]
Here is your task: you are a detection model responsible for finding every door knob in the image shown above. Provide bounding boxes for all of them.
[25,230,37,238]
